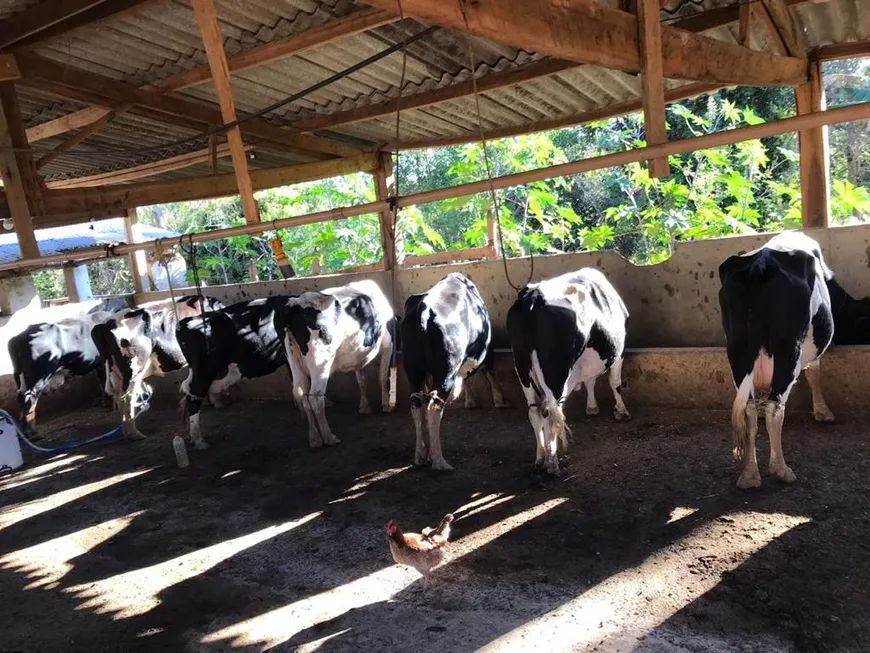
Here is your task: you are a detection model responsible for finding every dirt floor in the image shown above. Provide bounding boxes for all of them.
[1,393,869,653]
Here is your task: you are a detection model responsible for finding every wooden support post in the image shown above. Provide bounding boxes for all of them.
[638,0,669,178]
[124,208,147,294]
[192,0,260,223]
[0,83,40,259]
[375,152,397,270]
[795,61,830,229]
[208,133,218,175]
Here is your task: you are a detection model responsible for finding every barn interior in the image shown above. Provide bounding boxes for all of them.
[1,0,870,650]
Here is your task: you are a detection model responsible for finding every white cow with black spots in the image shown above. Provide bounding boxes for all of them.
[401,272,508,471]
[507,269,630,476]
[274,280,395,448]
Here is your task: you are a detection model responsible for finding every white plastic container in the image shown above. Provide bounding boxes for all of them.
[173,436,189,468]
[0,415,24,472]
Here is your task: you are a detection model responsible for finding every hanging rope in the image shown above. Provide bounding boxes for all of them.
[180,233,206,316]
[154,238,180,324]
[458,0,533,292]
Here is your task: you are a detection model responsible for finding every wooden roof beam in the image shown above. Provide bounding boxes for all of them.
[761,0,807,58]
[638,0,669,178]
[0,55,20,82]
[46,142,240,188]
[15,53,362,160]
[361,0,808,87]
[0,0,109,49]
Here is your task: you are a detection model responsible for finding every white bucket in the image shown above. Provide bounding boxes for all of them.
[0,415,23,473]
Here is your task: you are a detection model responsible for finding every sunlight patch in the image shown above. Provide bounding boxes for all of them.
[0,454,89,492]
[345,466,409,493]
[0,468,153,529]
[479,511,810,652]
[65,511,321,619]
[667,506,698,524]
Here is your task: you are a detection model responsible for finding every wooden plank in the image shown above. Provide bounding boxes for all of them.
[208,133,218,174]
[0,55,20,82]
[811,40,870,61]
[374,152,396,270]
[124,208,146,294]
[361,0,808,86]
[638,0,669,178]
[0,0,108,49]
[26,106,111,143]
[738,2,751,46]
[15,54,361,159]
[761,0,806,57]
[44,153,379,216]
[390,82,720,150]
[294,58,574,133]
[795,61,829,229]
[192,0,260,223]
[11,0,155,49]
[46,143,239,188]
[402,246,493,267]
[754,3,789,55]
[157,8,398,92]
[35,104,123,169]
[0,84,40,258]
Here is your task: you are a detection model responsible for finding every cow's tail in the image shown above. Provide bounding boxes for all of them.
[731,374,754,462]
[541,397,571,452]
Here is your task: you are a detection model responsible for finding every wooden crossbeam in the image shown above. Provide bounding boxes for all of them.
[761,0,807,57]
[0,0,108,49]
[388,82,720,151]
[638,0,669,178]
[26,106,111,143]
[0,55,20,82]
[15,53,361,160]
[811,40,870,62]
[35,104,123,169]
[361,0,808,87]
[0,84,40,258]
[192,0,259,223]
[753,3,789,55]
[45,142,240,188]
[795,61,829,228]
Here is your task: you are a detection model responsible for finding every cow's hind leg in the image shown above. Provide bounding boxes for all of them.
[609,359,631,421]
[521,384,546,469]
[765,349,800,483]
[309,370,340,446]
[379,321,396,413]
[483,347,509,408]
[356,370,372,414]
[427,374,455,471]
[805,359,835,422]
[737,401,761,489]
[584,378,599,416]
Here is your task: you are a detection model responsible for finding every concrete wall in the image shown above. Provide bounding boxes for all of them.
[134,224,870,348]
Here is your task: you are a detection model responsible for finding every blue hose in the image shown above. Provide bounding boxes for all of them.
[0,409,122,456]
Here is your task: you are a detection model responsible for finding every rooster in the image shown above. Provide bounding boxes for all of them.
[386,513,454,584]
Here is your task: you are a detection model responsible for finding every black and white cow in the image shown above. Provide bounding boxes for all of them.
[826,276,870,345]
[719,231,835,489]
[9,308,114,434]
[274,280,395,448]
[91,295,225,441]
[401,272,508,471]
[177,296,293,450]
[507,269,630,476]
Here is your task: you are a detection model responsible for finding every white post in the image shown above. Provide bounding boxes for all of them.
[63,264,93,303]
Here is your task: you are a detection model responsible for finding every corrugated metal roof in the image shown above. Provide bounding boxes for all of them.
[4,0,869,186]
[0,218,179,264]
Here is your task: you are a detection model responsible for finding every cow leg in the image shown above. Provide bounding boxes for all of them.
[426,396,453,472]
[764,399,796,483]
[411,393,429,466]
[483,369,510,408]
[463,381,478,409]
[309,372,340,447]
[95,366,111,408]
[737,401,762,489]
[185,396,209,450]
[379,323,396,413]
[805,359,835,422]
[356,370,372,414]
[521,385,546,469]
[609,359,631,421]
[584,378,599,416]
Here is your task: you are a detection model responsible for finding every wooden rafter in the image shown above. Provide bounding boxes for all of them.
[0,0,108,49]
[638,0,669,178]
[21,8,398,145]
[15,53,361,160]
[361,0,808,87]
[26,106,110,143]
[811,40,870,62]
[192,0,259,223]
[753,3,789,55]
[46,142,241,188]
[0,84,40,258]
[761,0,807,58]
[0,55,20,82]
[388,82,721,151]
[35,105,123,170]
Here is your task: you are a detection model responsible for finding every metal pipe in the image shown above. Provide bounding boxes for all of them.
[3,100,869,274]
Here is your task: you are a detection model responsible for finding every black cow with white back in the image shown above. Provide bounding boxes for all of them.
[9,307,115,434]
[177,296,297,449]
[719,231,835,489]
[401,272,508,472]
[507,268,630,476]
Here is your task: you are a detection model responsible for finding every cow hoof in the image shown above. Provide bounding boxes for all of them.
[614,410,631,422]
[737,471,762,489]
[128,432,147,442]
[359,404,373,415]
[309,440,324,449]
[585,406,600,416]
[323,434,341,446]
[494,400,511,409]
[431,459,454,472]
[813,408,836,422]
[193,440,210,451]
[546,465,562,478]
[381,404,396,414]
[771,464,797,484]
